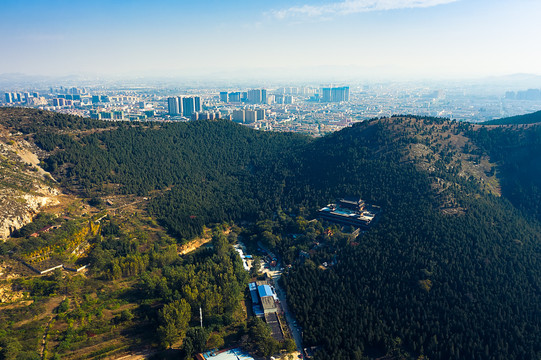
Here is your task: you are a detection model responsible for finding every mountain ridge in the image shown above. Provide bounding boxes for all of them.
[0,107,539,359]
[481,110,541,125]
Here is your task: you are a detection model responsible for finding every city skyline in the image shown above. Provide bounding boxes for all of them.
[2,0,541,81]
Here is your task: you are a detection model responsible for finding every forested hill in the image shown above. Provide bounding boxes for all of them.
[0,107,540,360]
[481,109,541,125]
[285,117,541,359]
[466,122,541,223]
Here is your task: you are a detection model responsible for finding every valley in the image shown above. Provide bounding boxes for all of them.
[0,107,539,360]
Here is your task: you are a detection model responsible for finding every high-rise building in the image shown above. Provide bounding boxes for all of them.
[247,90,260,104]
[177,96,184,115]
[194,111,216,121]
[113,111,124,120]
[100,111,113,119]
[4,93,13,103]
[194,111,220,120]
[53,98,66,106]
[245,110,258,123]
[229,92,241,102]
[332,86,349,102]
[90,111,101,120]
[232,109,245,123]
[321,86,349,102]
[505,91,516,100]
[321,88,332,102]
[256,109,265,120]
[516,89,541,100]
[220,92,229,102]
[247,89,267,104]
[183,97,195,117]
[168,97,180,115]
[194,96,201,112]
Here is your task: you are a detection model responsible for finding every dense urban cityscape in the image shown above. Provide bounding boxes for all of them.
[2,0,541,358]
[3,81,541,135]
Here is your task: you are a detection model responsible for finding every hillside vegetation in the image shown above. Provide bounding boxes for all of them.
[467,124,541,223]
[0,115,62,239]
[0,107,539,360]
[481,109,541,125]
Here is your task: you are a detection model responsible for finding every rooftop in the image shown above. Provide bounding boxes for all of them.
[249,283,259,305]
[197,348,255,360]
[318,198,380,229]
[261,295,276,310]
[258,284,274,298]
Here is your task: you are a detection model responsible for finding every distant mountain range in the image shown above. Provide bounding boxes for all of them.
[1,72,541,88]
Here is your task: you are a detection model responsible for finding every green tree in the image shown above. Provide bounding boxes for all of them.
[119,309,134,322]
[0,338,22,360]
[206,333,225,350]
[250,256,262,278]
[248,317,279,356]
[183,327,208,356]
[212,233,229,259]
[284,338,297,353]
[158,299,192,349]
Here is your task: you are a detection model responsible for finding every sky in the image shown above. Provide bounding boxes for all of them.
[1,0,541,81]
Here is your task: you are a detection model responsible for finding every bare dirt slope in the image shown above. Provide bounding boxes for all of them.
[0,123,62,239]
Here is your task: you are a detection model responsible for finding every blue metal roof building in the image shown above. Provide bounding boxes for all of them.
[249,282,277,316]
[258,284,273,298]
[196,348,255,360]
[249,282,259,305]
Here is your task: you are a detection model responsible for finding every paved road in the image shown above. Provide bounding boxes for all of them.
[263,266,303,358]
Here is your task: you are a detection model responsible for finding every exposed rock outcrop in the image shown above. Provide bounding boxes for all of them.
[0,191,59,239]
[0,126,61,240]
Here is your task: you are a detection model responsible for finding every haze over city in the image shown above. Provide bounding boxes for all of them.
[2,0,541,81]
[2,1,541,360]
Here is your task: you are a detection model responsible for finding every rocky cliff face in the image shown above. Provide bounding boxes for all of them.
[0,127,61,240]
[0,187,60,239]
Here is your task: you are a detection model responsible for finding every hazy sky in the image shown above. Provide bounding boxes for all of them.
[2,0,541,80]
